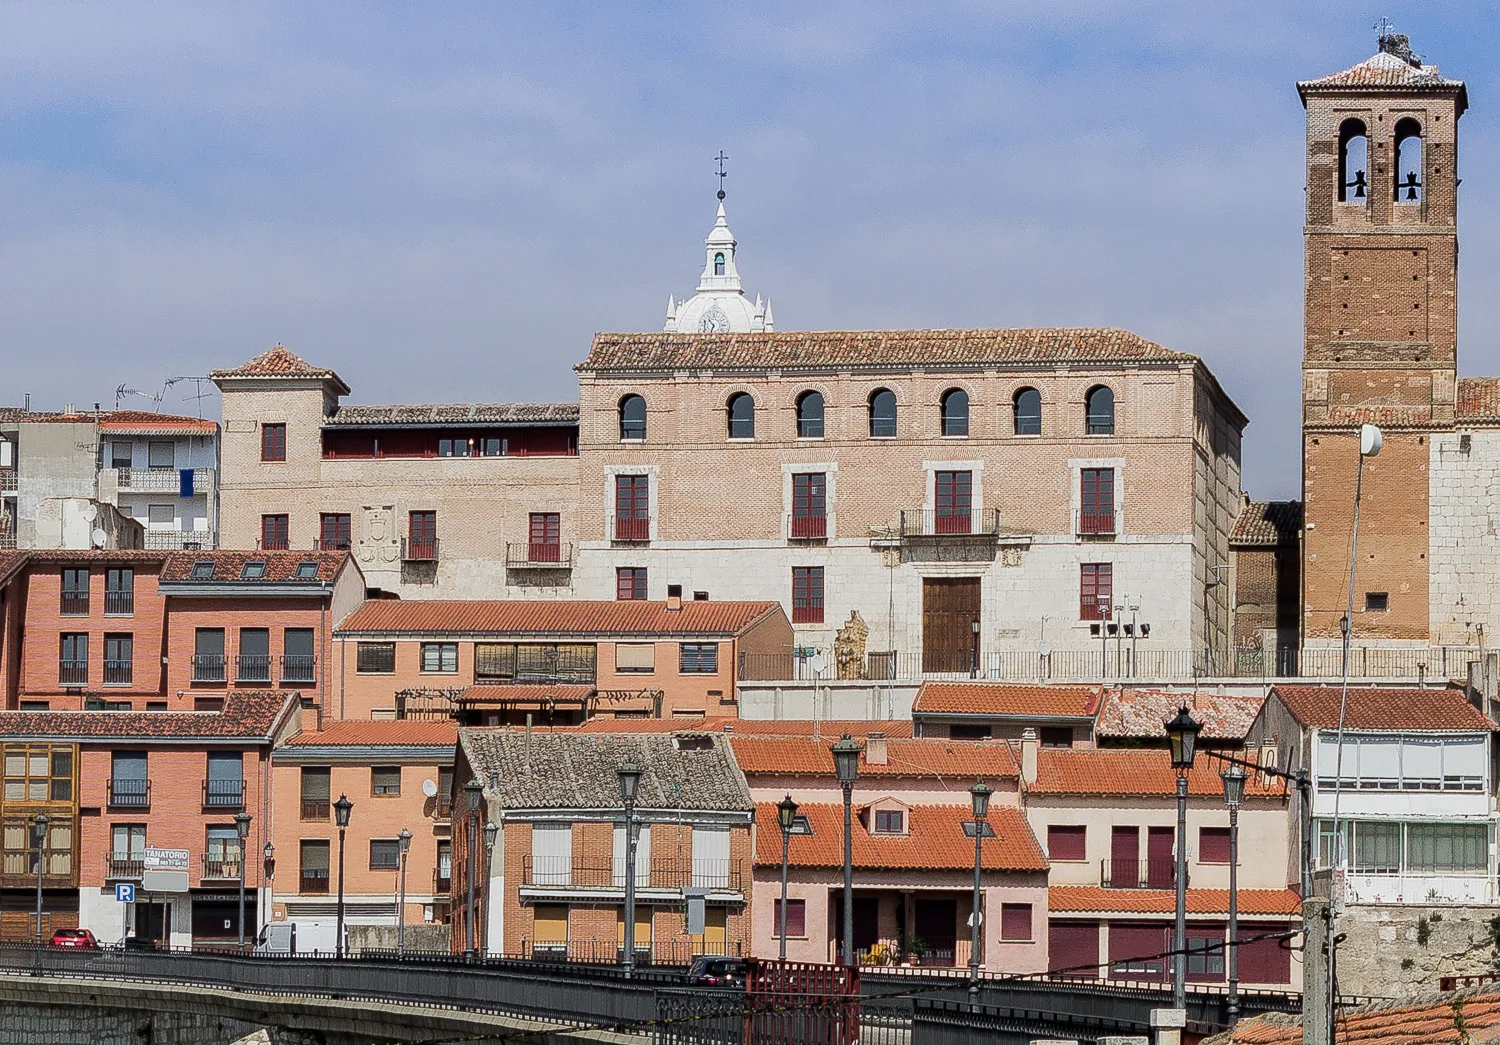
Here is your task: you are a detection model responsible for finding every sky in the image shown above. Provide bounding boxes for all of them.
[4,2,1500,498]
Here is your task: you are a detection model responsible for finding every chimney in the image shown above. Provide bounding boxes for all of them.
[866,732,888,766]
[666,583,683,611]
[23,393,30,413]
[1020,727,1039,786]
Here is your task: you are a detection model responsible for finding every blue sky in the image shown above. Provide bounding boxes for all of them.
[4,2,1500,497]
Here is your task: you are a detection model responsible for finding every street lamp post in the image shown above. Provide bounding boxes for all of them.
[1097,596,1110,677]
[333,794,352,958]
[463,779,483,959]
[262,842,276,942]
[618,762,643,979]
[968,780,992,1007]
[234,811,252,950]
[830,735,861,967]
[482,820,498,956]
[776,794,799,962]
[32,813,48,945]
[1221,765,1247,1024]
[1164,705,1202,1011]
[396,828,412,957]
[970,619,980,678]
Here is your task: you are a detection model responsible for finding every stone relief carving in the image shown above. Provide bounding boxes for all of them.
[358,504,399,564]
[834,610,870,681]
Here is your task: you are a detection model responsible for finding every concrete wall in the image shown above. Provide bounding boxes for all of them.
[1333,904,1500,998]
[1429,429,1500,645]
[16,422,99,548]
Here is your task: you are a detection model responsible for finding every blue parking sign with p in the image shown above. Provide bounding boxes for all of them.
[115,883,135,903]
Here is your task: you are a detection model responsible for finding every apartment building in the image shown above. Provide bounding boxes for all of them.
[0,690,299,946]
[97,412,220,550]
[454,730,755,963]
[910,682,1102,745]
[331,596,791,722]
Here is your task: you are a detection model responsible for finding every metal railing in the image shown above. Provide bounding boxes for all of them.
[103,659,133,685]
[191,654,226,682]
[788,514,827,540]
[107,779,150,809]
[109,467,215,493]
[301,800,330,822]
[202,854,243,880]
[433,869,451,894]
[60,592,89,615]
[235,654,272,683]
[899,508,1001,538]
[313,537,351,551]
[58,661,88,686]
[300,868,330,894]
[613,517,649,542]
[143,530,211,550]
[104,853,145,880]
[280,654,317,684]
[401,537,439,561]
[1076,509,1118,536]
[104,590,134,615]
[521,856,743,892]
[505,541,574,568]
[203,779,245,809]
[1100,858,1183,890]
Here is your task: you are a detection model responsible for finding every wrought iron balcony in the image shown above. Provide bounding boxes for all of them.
[103,659,133,685]
[107,779,150,809]
[280,655,317,684]
[60,592,89,616]
[143,530,212,550]
[235,654,271,683]
[104,852,144,880]
[59,661,88,686]
[300,868,330,894]
[104,591,134,615]
[1100,858,1183,890]
[612,517,649,542]
[313,537,351,551]
[256,537,289,551]
[202,853,244,881]
[434,869,452,894]
[191,654,227,682]
[899,508,1001,538]
[0,470,16,491]
[203,778,245,810]
[505,541,574,568]
[402,537,439,562]
[1076,509,1118,537]
[788,514,827,540]
[521,856,744,893]
[108,467,215,493]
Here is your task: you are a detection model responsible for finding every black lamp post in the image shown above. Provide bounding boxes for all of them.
[463,779,483,959]
[776,794,799,962]
[482,820,498,956]
[32,813,48,945]
[970,619,980,678]
[262,842,276,942]
[333,794,352,958]
[397,828,412,957]
[618,761,642,978]
[234,811,252,949]
[1221,765,1247,1024]
[968,780,992,1006]
[1164,705,1202,1010]
[830,735,861,967]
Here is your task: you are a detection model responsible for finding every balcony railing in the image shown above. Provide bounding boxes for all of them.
[899,508,1001,538]
[402,537,439,562]
[235,654,272,683]
[789,514,827,540]
[59,661,88,686]
[300,868,330,894]
[103,659,133,685]
[1101,858,1182,890]
[301,800,330,822]
[1076,509,1118,536]
[108,467,215,494]
[434,869,452,894]
[612,517,650,542]
[143,530,212,550]
[107,779,150,809]
[313,537,351,551]
[192,654,227,682]
[256,537,289,552]
[521,856,744,892]
[280,655,317,684]
[104,591,134,615]
[202,854,244,881]
[203,779,245,809]
[0,471,16,491]
[505,542,574,568]
[60,593,89,615]
[104,853,145,880]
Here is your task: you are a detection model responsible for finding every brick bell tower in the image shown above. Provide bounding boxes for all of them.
[1298,33,1466,648]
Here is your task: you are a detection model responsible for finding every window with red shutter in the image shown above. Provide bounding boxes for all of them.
[792,567,824,624]
[774,899,806,938]
[1080,563,1112,620]
[1198,827,1232,864]
[261,423,287,462]
[528,512,561,562]
[260,514,289,550]
[319,513,351,550]
[935,471,973,533]
[1047,825,1087,862]
[616,567,647,601]
[614,475,650,541]
[1080,468,1116,534]
[1047,921,1100,978]
[407,511,438,560]
[791,473,826,539]
[1000,903,1033,941]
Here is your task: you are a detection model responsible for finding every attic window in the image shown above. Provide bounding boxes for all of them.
[241,562,267,581]
[672,734,713,752]
[873,809,904,834]
[189,560,214,580]
[788,814,813,836]
[295,561,318,579]
[963,822,997,839]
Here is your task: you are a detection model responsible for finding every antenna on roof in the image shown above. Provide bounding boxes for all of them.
[714,150,728,202]
[164,377,216,420]
[114,385,164,411]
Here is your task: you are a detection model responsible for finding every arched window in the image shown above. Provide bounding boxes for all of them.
[619,394,647,440]
[714,252,726,276]
[1338,118,1369,202]
[796,391,824,439]
[868,389,897,438]
[1394,118,1423,202]
[727,393,755,439]
[940,388,969,437]
[1013,387,1042,435]
[1085,386,1115,436]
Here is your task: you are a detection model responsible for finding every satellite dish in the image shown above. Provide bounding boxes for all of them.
[1037,641,1053,658]
[91,528,108,548]
[421,778,438,798]
[1360,423,1383,457]
[83,504,98,521]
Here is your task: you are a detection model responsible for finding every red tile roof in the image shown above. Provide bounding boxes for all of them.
[98,410,218,435]
[756,802,1046,872]
[1048,886,1302,917]
[210,345,350,393]
[914,682,1101,718]
[159,550,348,584]
[457,684,596,705]
[570,718,915,737]
[1298,49,1465,94]
[1029,748,1284,798]
[285,721,458,747]
[0,551,29,588]
[1094,689,1263,742]
[338,599,783,637]
[729,736,1017,779]
[0,690,296,741]
[1271,685,1495,732]
[325,403,578,427]
[1214,986,1500,1044]
[1229,501,1302,546]
[1458,377,1500,423]
[580,328,1195,373]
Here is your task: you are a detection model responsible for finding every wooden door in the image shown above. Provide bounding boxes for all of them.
[1110,826,1139,888]
[1146,827,1175,888]
[922,578,981,674]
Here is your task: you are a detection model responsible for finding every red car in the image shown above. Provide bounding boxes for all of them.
[49,928,99,949]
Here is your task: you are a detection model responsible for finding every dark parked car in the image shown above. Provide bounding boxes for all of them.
[49,928,99,949]
[123,934,160,952]
[686,956,747,988]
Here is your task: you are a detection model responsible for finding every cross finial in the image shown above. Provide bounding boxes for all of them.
[715,150,728,201]
[1374,15,1395,38]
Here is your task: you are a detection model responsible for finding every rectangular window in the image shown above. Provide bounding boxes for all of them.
[1365,592,1389,613]
[873,809,904,834]
[1000,903,1033,942]
[791,473,827,539]
[237,627,271,682]
[407,511,438,559]
[300,767,331,821]
[147,441,175,469]
[194,628,226,682]
[614,475,650,541]
[261,423,287,462]
[528,512,561,561]
[421,643,458,673]
[104,633,133,685]
[370,839,400,870]
[372,766,402,796]
[1047,825,1087,862]
[147,504,175,530]
[615,643,656,673]
[1040,726,1073,748]
[205,752,244,808]
[1199,827,1232,865]
[616,567,648,601]
[260,514,290,551]
[792,566,825,624]
[282,628,315,683]
[300,840,330,893]
[533,903,569,951]
[60,568,89,615]
[356,642,396,674]
[105,568,133,615]
[437,766,454,817]
[1187,936,1225,978]
[774,898,806,938]
[319,513,352,550]
[109,751,148,807]
[531,823,573,885]
[1406,822,1488,874]
[1080,563,1113,621]
[111,442,133,469]
[60,633,88,686]
[680,643,719,674]
[112,824,146,858]
[935,470,973,533]
[1080,468,1116,535]
[949,723,993,740]
[437,437,471,458]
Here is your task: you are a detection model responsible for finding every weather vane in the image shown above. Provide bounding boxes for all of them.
[715,150,728,201]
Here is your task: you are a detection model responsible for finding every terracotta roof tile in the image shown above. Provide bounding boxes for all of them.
[1094,689,1264,742]
[1458,377,1500,422]
[0,551,31,588]
[729,736,1017,779]
[457,684,596,705]
[210,345,350,393]
[1048,886,1301,917]
[756,802,1045,872]
[1271,685,1495,731]
[325,403,578,427]
[573,718,914,738]
[1298,49,1465,94]
[913,682,1101,718]
[1229,501,1302,546]
[579,328,1195,373]
[1317,405,1438,428]
[0,690,295,741]
[1030,748,1284,798]
[285,721,458,747]
[98,410,219,435]
[160,550,348,585]
[1214,985,1500,1044]
[338,599,782,637]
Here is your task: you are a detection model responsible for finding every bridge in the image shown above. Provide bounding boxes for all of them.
[0,945,1301,1045]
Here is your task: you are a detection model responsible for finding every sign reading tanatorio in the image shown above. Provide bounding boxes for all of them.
[143,848,190,871]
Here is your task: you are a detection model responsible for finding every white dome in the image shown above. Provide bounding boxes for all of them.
[663,200,774,333]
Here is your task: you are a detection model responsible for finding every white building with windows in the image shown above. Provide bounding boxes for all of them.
[96,411,220,549]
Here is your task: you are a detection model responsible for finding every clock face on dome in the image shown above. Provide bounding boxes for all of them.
[699,304,731,333]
